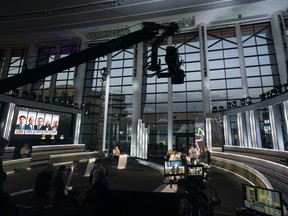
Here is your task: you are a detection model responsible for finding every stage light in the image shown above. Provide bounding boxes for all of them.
[272,85,282,96]
[283,83,288,92]
[240,98,246,106]
[259,93,266,101]
[246,96,252,105]
[11,89,19,97]
[31,93,37,101]
[22,91,29,98]
[218,106,224,112]
[212,106,218,113]
[266,90,273,99]
[227,102,232,109]
[232,101,237,108]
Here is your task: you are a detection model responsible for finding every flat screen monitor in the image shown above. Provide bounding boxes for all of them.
[242,184,284,216]
[14,109,59,135]
[11,106,73,143]
[186,164,204,181]
[164,160,185,177]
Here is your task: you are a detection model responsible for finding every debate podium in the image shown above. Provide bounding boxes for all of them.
[117,154,128,169]
[83,158,96,177]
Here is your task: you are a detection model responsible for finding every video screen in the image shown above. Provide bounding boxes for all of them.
[187,164,204,180]
[242,184,284,216]
[14,110,59,136]
[164,160,185,176]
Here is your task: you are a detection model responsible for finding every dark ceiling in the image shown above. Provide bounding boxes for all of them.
[0,0,287,46]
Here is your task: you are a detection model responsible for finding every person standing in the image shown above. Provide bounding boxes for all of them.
[112,146,120,165]
[188,145,198,165]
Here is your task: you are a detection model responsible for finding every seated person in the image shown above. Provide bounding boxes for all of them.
[20,144,30,158]
[34,163,55,198]
[46,165,68,209]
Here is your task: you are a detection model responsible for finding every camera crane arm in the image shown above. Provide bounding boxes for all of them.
[0,22,179,94]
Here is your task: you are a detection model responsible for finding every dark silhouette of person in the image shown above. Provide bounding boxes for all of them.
[0,138,19,216]
[46,165,68,209]
[34,163,55,198]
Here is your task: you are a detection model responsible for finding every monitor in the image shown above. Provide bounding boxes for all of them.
[242,184,284,216]
[186,164,204,181]
[164,160,185,177]
[11,106,73,144]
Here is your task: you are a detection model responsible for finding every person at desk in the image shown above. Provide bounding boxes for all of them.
[112,145,120,165]
[20,143,31,158]
[15,115,27,129]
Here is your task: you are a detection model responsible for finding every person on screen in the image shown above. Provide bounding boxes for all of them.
[51,120,58,131]
[15,115,27,129]
[34,117,44,130]
[25,116,35,130]
[170,162,180,175]
[42,120,52,131]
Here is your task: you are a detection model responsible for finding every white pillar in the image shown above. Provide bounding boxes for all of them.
[131,43,144,157]
[199,23,211,147]
[167,37,174,151]
[102,54,112,151]
[269,104,284,150]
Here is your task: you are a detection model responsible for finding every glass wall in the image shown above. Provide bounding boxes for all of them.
[241,22,279,101]
[0,15,287,154]
[107,49,134,154]
[207,27,241,109]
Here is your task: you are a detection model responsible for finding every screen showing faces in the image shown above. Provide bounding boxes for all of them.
[187,165,204,180]
[14,110,59,135]
[242,184,283,216]
[164,160,185,176]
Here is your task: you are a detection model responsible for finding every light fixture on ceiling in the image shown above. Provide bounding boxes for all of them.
[111,0,123,7]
